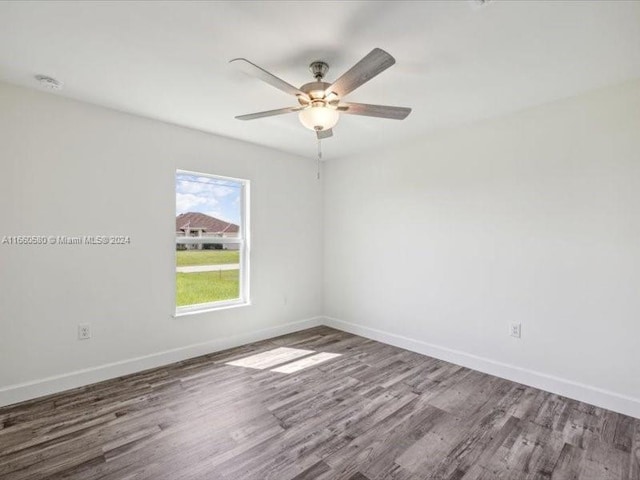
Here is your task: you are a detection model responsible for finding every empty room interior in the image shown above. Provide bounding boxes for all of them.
[1,1,640,479]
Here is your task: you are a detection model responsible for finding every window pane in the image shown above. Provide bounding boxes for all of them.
[176,172,244,309]
[176,269,240,307]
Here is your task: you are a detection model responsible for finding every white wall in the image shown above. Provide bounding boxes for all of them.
[324,80,640,417]
[0,82,323,405]
[3,78,640,418]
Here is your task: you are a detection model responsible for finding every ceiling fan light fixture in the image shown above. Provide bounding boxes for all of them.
[298,105,339,132]
[232,49,411,139]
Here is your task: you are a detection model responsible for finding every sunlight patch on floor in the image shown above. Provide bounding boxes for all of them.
[225,347,313,369]
[270,352,342,373]
[226,347,341,373]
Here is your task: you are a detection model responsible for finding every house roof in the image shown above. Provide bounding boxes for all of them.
[176,212,239,234]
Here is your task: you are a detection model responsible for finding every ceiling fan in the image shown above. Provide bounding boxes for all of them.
[231,48,412,140]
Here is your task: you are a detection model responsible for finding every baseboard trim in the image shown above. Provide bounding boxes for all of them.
[0,316,323,408]
[4,316,638,419]
[323,316,640,419]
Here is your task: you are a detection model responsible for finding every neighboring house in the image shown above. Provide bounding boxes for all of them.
[176,212,239,250]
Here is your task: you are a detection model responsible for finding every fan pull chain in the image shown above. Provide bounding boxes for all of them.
[317,137,322,180]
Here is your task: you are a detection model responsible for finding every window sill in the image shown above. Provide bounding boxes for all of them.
[173,300,251,318]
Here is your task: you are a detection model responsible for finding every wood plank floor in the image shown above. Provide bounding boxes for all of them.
[0,326,638,479]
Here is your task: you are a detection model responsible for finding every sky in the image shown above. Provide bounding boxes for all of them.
[176,172,242,225]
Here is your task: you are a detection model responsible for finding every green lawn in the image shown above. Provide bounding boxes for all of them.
[176,270,239,306]
[176,250,240,267]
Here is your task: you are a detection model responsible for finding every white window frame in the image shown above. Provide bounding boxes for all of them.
[175,170,250,316]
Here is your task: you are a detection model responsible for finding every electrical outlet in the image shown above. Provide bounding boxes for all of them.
[510,322,521,338]
[78,324,91,340]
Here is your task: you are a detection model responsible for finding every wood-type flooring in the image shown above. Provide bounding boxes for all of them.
[1,326,638,479]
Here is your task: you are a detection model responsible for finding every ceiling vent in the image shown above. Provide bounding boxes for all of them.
[469,0,493,9]
[35,75,63,90]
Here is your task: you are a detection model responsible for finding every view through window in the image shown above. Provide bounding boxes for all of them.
[175,170,249,314]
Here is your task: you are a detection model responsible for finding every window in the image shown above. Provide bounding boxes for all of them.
[175,170,250,315]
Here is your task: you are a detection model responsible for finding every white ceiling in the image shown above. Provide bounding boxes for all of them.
[1,1,639,160]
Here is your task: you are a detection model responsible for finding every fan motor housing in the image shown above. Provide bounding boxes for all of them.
[300,81,331,97]
[298,81,337,107]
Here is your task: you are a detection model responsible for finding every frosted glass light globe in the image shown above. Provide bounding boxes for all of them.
[298,106,339,131]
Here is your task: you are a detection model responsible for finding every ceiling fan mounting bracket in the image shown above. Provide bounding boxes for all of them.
[309,61,329,81]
